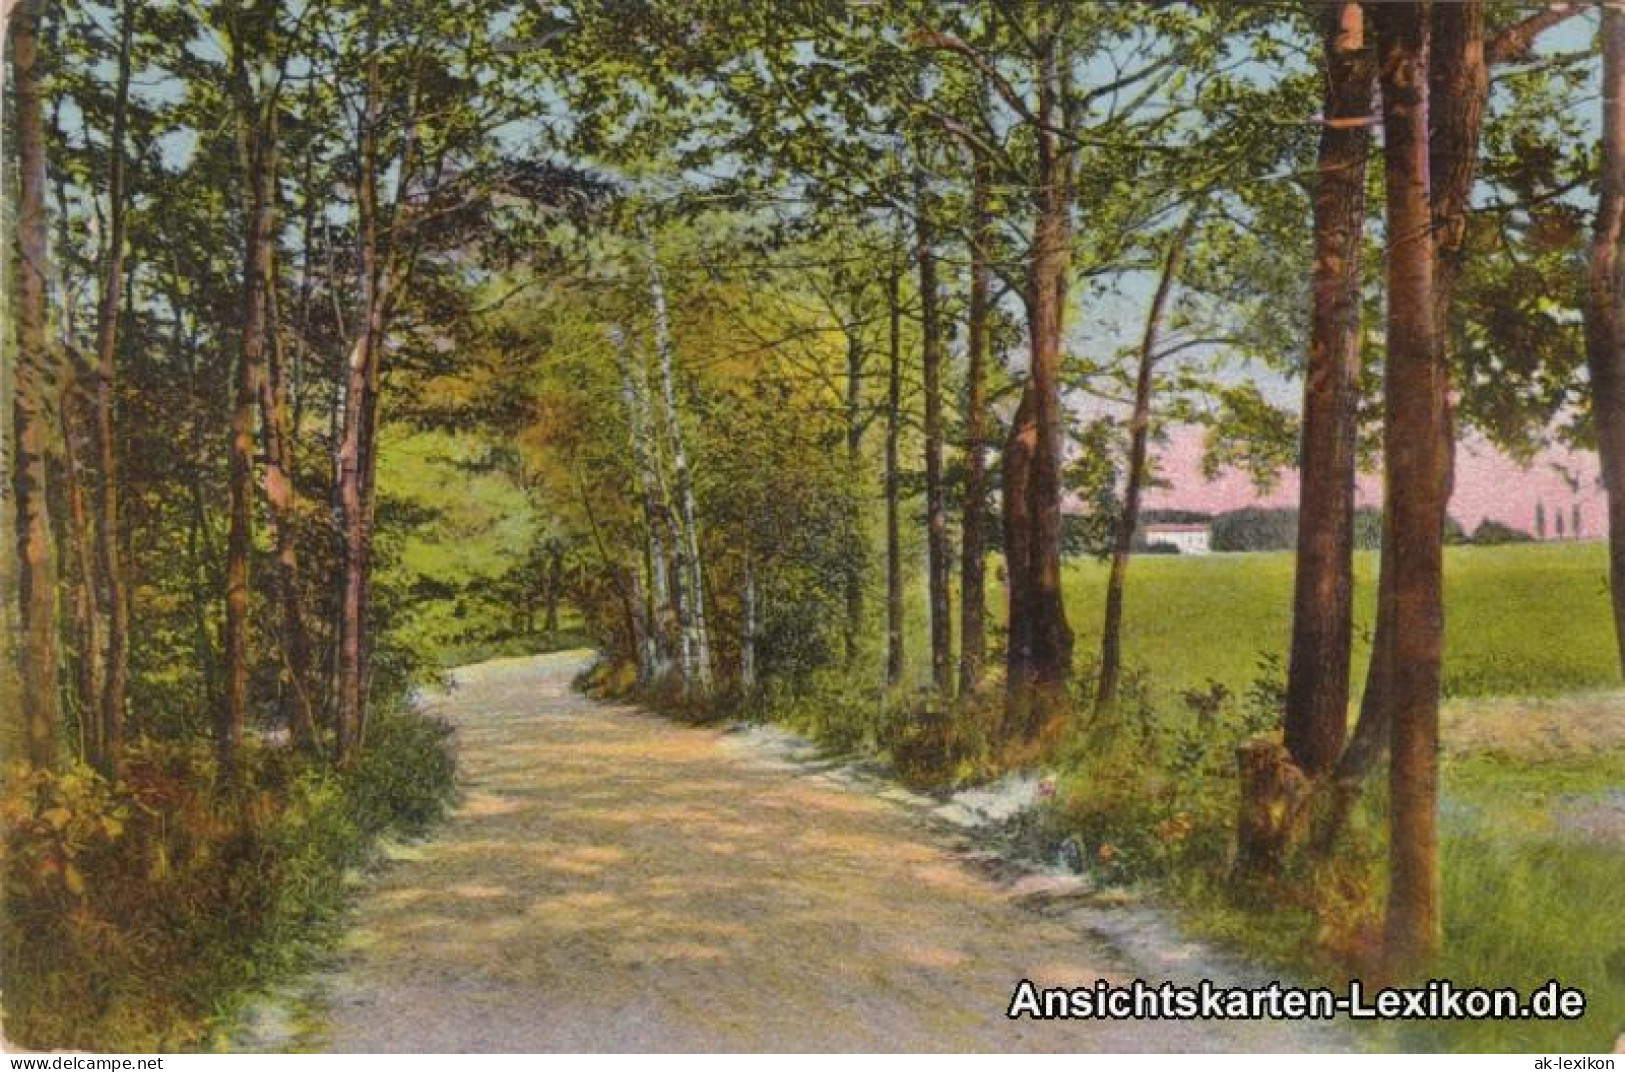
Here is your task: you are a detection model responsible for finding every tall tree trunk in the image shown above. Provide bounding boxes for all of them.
[884,263,905,686]
[645,232,712,695]
[1339,0,1483,787]
[1285,0,1375,778]
[914,168,953,695]
[224,5,280,767]
[246,35,318,749]
[1589,3,1625,682]
[544,544,563,634]
[1001,387,1037,734]
[61,391,96,760]
[223,286,260,762]
[89,0,135,776]
[740,556,757,691]
[1005,11,1076,738]
[334,28,385,768]
[1096,212,1196,718]
[614,324,674,686]
[844,327,865,666]
[235,13,317,752]
[263,243,319,749]
[11,0,62,770]
[61,380,104,762]
[1371,0,1446,973]
[1429,1,1485,340]
[959,151,992,696]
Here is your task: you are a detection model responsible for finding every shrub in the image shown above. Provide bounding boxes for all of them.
[346,703,458,838]
[881,682,1003,787]
[752,668,881,755]
[1050,654,1299,888]
[1,706,457,1051]
[1470,518,1534,545]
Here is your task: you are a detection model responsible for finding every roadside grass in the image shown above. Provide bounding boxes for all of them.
[1159,747,1625,1054]
[1414,751,1625,1053]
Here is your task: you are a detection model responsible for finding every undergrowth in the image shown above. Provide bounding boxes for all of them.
[1045,656,1624,1053]
[0,702,457,1051]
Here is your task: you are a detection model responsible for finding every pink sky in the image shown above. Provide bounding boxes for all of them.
[1138,425,1608,541]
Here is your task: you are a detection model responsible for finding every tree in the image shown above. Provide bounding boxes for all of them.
[84,0,135,776]
[940,8,1078,738]
[957,145,992,695]
[1095,212,1197,718]
[885,258,906,686]
[1587,0,1625,677]
[222,0,282,765]
[645,230,714,696]
[912,158,952,695]
[612,322,675,687]
[9,0,63,770]
[1370,0,1448,972]
[325,0,523,764]
[1340,0,1577,787]
[1283,0,1375,778]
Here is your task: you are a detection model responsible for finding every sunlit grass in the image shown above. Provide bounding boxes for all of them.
[1049,542,1618,703]
[1412,751,1625,1053]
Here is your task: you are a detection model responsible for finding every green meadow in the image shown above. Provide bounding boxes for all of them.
[1044,541,1625,1053]
[1054,541,1619,703]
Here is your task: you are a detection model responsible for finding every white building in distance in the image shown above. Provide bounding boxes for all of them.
[1143,522,1212,555]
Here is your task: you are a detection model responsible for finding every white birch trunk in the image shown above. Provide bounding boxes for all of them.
[644,229,713,695]
[611,324,675,687]
[741,556,757,691]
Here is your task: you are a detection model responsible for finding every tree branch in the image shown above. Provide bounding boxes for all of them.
[1486,2,1583,65]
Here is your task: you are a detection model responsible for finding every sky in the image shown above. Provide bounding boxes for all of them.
[1141,424,1608,541]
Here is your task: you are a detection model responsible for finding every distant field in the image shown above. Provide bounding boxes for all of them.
[1048,541,1620,701]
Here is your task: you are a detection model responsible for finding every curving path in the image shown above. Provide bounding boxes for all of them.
[297,652,1336,1053]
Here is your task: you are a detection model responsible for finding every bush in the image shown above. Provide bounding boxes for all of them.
[1,706,457,1051]
[752,668,882,755]
[881,683,1003,787]
[347,703,458,838]
[1211,506,1462,553]
[1050,655,1298,887]
[1470,518,1534,545]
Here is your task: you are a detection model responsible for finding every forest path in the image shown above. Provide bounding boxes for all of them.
[301,652,1337,1052]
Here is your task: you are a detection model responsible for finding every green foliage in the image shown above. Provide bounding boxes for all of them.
[1470,518,1535,545]
[1062,417,1124,558]
[1,709,456,1051]
[1049,655,1284,887]
[1208,506,1299,552]
[344,705,459,840]
[747,669,883,756]
[881,685,1004,788]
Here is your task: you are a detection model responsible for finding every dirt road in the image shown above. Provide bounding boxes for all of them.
[294,653,1337,1052]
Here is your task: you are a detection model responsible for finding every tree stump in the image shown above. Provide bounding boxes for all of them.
[1234,738,1312,883]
